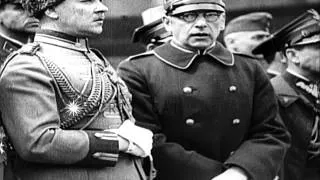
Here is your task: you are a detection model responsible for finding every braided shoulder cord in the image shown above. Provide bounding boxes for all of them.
[36,53,115,129]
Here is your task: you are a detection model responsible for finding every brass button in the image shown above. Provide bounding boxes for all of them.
[185,118,195,126]
[183,87,193,94]
[316,100,320,104]
[232,119,240,125]
[229,86,237,92]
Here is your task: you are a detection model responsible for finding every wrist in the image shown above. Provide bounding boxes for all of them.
[125,140,135,153]
[118,136,129,152]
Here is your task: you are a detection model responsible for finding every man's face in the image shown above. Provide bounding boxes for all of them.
[224,31,270,58]
[54,0,108,37]
[0,3,40,33]
[164,10,225,50]
[296,43,320,75]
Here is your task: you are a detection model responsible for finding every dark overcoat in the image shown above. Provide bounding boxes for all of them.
[118,41,290,180]
[271,72,320,180]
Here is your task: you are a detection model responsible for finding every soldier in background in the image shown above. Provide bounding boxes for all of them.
[224,12,272,60]
[132,5,171,51]
[224,12,286,78]
[0,0,39,63]
[256,9,320,180]
[0,0,39,178]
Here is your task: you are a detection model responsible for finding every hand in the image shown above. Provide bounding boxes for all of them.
[108,120,153,157]
[211,167,248,180]
[117,135,146,157]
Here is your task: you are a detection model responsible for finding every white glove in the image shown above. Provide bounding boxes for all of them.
[211,167,248,180]
[110,120,153,157]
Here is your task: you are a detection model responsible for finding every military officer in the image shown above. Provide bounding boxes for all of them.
[0,0,153,179]
[117,0,290,180]
[132,5,171,51]
[0,0,39,63]
[255,9,320,180]
[224,12,272,59]
[224,12,286,78]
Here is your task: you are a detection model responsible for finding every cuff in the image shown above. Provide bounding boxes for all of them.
[76,130,119,167]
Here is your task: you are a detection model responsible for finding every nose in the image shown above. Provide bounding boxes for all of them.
[194,15,207,28]
[96,1,109,13]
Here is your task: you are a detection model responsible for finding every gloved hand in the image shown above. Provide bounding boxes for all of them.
[211,167,248,180]
[109,120,153,157]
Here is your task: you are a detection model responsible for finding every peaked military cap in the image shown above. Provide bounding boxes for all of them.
[0,0,22,6]
[132,6,171,45]
[224,12,272,37]
[253,9,320,55]
[21,0,64,15]
[164,0,225,15]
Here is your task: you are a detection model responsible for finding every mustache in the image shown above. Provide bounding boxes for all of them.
[95,12,106,20]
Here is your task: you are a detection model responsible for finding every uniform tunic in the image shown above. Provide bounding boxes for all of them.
[118,41,290,180]
[0,31,145,180]
[0,32,24,180]
[271,72,320,180]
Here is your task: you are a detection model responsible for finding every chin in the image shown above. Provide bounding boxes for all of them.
[191,44,212,50]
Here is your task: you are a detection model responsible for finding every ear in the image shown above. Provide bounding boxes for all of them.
[162,16,172,32]
[44,8,59,19]
[0,11,5,24]
[224,36,234,47]
[285,48,299,64]
[219,13,226,31]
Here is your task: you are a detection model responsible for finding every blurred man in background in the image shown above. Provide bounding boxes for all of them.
[0,0,39,63]
[132,5,171,51]
[224,12,286,77]
[224,12,271,59]
[257,9,320,180]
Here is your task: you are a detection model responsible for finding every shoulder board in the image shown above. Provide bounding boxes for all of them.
[271,76,299,107]
[232,52,256,59]
[18,42,41,55]
[0,42,41,78]
[127,51,154,61]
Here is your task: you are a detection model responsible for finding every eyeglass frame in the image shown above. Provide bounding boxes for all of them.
[170,11,223,23]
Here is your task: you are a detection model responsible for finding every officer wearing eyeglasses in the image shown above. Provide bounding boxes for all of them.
[118,0,290,180]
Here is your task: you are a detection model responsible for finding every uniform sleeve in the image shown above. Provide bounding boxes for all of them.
[224,63,291,180]
[0,54,119,167]
[118,59,224,179]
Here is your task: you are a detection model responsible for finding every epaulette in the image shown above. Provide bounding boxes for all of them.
[0,42,40,78]
[127,50,154,61]
[18,42,41,55]
[271,76,299,107]
[232,52,256,59]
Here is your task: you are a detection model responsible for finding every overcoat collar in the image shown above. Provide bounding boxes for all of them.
[272,71,314,107]
[153,41,234,69]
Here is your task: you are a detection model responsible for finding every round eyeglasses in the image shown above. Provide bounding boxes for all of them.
[173,11,222,23]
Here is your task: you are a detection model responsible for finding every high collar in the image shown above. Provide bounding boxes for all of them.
[34,30,90,52]
[153,41,234,69]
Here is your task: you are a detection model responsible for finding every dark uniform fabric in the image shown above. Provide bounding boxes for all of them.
[271,72,320,180]
[118,41,290,180]
[0,33,22,63]
[0,31,145,180]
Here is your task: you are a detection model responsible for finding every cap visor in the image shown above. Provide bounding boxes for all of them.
[172,4,225,15]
